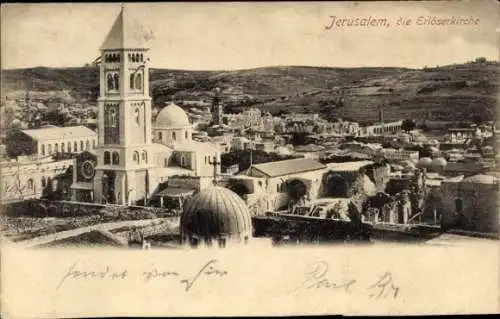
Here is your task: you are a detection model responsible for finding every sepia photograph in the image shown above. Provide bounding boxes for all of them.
[1,1,499,317]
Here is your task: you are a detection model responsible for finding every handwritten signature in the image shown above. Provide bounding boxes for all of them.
[56,259,228,292]
[289,260,400,300]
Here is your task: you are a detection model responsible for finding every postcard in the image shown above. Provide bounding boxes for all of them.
[1,1,499,317]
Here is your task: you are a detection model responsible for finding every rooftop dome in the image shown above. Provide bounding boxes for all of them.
[155,103,190,129]
[432,157,447,168]
[181,186,252,242]
[417,157,433,168]
[462,174,499,184]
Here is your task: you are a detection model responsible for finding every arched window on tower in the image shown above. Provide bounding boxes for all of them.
[109,108,116,127]
[104,151,111,164]
[113,74,119,91]
[133,151,140,164]
[135,73,142,90]
[158,132,162,141]
[141,151,147,163]
[131,53,136,62]
[135,53,139,62]
[112,151,120,165]
[134,108,140,125]
[130,74,135,90]
[107,74,114,90]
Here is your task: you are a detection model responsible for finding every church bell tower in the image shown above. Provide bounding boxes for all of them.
[93,5,156,205]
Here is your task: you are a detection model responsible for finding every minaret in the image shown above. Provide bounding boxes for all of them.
[212,87,224,126]
[93,5,156,205]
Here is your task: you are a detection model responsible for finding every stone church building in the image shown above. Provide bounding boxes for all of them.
[72,7,220,205]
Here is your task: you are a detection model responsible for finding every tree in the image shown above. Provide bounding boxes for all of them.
[401,119,416,133]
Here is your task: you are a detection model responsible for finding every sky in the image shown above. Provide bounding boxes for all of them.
[1,1,499,70]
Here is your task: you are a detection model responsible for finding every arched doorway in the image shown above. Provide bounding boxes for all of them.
[102,171,116,204]
[325,174,348,197]
[286,179,308,200]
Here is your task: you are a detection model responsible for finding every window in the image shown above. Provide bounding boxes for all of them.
[455,198,463,213]
[135,73,142,90]
[133,151,140,163]
[54,143,59,153]
[180,156,185,167]
[185,131,188,139]
[277,184,280,192]
[134,108,140,125]
[108,108,116,127]
[113,73,119,90]
[92,140,96,149]
[107,74,114,90]
[67,143,71,153]
[86,140,90,150]
[141,151,147,163]
[130,74,135,89]
[205,156,207,164]
[61,143,65,153]
[41,177,46,188]
[80,141,84,152]
[27,178,34,191]
[74,142,78,153]
[158,132,162,141]
[112,151,120,165]
[41,144,45,156]
[172,132,176,140]
[104,151,111,164]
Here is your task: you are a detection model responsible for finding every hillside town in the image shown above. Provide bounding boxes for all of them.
[1,6,499,248]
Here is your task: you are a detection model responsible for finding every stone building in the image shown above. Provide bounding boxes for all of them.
[1,157,73,204]
[80,7,220,205]
[6,126,97,158]
[440,174,500,233]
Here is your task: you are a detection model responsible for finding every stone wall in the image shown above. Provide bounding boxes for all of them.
[2,199,182,219]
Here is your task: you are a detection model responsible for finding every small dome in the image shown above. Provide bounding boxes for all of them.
[462,174,499,184]
[155,103,190,128]
[432,157,447,168]
[181,186,252,241]
[417,157,433,168]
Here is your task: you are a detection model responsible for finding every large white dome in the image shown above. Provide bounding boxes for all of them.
[155,103,190,128]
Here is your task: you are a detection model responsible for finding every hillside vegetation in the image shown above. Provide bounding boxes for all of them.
[2,61,498,124]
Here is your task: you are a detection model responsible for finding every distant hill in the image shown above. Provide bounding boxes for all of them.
[2,61,498,124]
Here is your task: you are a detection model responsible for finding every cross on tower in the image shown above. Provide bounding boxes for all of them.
[208,156,221,185]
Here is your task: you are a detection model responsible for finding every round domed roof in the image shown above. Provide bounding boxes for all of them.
[462,174,498,184]
[432,157,447,168]
[155,103,190,128]
[417,157,433,168]
[181,186,252,239]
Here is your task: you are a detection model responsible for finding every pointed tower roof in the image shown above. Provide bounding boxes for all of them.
[100,5,152,51]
